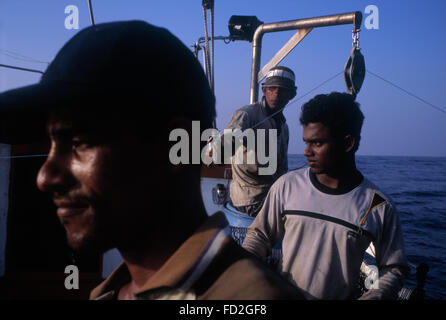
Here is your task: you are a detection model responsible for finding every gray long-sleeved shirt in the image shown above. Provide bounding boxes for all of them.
[242,168,409,299]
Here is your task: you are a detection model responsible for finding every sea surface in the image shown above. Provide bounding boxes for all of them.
[288,154,446,299]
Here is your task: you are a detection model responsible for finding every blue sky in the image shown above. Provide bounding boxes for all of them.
[1,0,445,157]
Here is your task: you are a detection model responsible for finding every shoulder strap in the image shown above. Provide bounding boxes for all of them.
[358,192,387,228]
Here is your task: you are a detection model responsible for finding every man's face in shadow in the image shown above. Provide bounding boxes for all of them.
[262,86,295,111]
[36,110,164,254]
[302,122,343,175]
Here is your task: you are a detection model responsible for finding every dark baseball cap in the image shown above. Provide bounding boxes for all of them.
[0,20,215,144]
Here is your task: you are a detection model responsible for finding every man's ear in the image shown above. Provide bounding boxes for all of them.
[344,134,356,153]
[261,86,267,95]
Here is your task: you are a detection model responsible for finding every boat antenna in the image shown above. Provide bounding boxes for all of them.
[87,0,95,26]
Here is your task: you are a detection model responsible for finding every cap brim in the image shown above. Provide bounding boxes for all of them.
[262,84,297,91]
[261,77,296,91]
[0,82,53,144]
[0,81,109,144]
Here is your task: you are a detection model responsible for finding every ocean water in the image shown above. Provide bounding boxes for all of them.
[288,154,446,299]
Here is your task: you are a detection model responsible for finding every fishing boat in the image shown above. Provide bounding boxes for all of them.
[0,0,430,300]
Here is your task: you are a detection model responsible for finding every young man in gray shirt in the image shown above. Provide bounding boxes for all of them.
[243,92,409,299]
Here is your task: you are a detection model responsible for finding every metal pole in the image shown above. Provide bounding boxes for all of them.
[250,11,362,104]
[257,28,312,83]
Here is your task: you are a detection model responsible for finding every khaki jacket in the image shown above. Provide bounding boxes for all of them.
[90,212,302,300]
[224,98,289,207]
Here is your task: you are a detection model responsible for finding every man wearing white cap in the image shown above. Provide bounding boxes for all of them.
[225,66,297,217]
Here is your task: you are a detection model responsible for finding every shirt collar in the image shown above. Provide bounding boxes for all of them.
[90,211,230,300]
[308,168,364,195]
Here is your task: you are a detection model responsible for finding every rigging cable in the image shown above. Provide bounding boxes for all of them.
[2,69,444,159]
[0,63,44,74]
[0,49,49,65]
[250,71,344,130]
[367,70,446,116]
[0,154,48,159]
[245,68,446,133]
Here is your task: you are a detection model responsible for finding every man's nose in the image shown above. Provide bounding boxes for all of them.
[272,87,288,99]
[303,143,313,157]
[36,148,75,194]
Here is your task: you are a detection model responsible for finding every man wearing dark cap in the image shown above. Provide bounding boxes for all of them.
[223,66,297,217]
[0,21,302,300]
